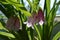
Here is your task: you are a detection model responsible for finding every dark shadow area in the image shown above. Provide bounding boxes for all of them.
[50,22,60,40]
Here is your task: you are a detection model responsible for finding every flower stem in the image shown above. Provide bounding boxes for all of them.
[40,25,43,40]
[26,27,32,40]
[34,25,41,40]
[28,31,32,40]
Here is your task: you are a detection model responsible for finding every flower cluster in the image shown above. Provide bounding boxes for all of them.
[6,9,44,30]
[24,9,44,28]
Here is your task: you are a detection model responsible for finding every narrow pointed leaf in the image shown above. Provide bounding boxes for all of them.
[52,32,60,40]
[0,32,15,38]
[19,8,32,16]
[46,0,50,14]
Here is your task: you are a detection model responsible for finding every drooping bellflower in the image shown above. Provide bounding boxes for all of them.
[6,16,20,31]
[37,9,44,25]
[24,9,44,28]
[24,13,38,29]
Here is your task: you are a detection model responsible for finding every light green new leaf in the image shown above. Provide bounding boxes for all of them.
[0,2,9,4]
[0,32,15,38]
[17,0,20,3]
[10,0,17,3]
[52,32,60,40]
[14,4,24,7]
[14,5,31,17]
[6,0,24,7]
[19,8,32,17]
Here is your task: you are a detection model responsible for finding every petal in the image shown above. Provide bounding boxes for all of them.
[31,26,34,29]
[39,20,44,25]
[27,22,33,27]
[24,21,28,24]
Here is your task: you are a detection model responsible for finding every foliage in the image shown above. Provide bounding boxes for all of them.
[0,0,60,40]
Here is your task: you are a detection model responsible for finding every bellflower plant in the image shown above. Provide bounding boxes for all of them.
[24,9,44,28]
[6,16,20,31]
[0,0,60,40]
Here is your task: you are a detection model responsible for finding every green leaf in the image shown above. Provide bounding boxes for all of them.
[0,21,6,29]
[16,7,31,16]
[47,4,56,26]
[27,0,33,8]
[6,0,24,7]
[52,32,60,40]
[0,22,5,29]
[27,29,32,40]
[20,9,31,16]
[49,0,59,37]
[0,31,15,38]
[27,0,33,12]
[10,0,17,3]
[0,4,15,18]
[45,0,50,27]
[0,0,6,2]
[17,0,20,3]
[34,25,41,40]
[56,1,60,5]
[46,0,50,14]
[0,2,8,4]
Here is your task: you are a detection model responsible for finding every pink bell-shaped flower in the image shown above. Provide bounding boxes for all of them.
[6,16,20,31]
[37,9,44,25]
[24,12,38,29]
[24,9,44,28]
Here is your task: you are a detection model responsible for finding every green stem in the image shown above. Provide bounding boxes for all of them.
[26,27,32,40]
[27,31,32,40]
[34,25,41,40]
[40,25,43,40]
